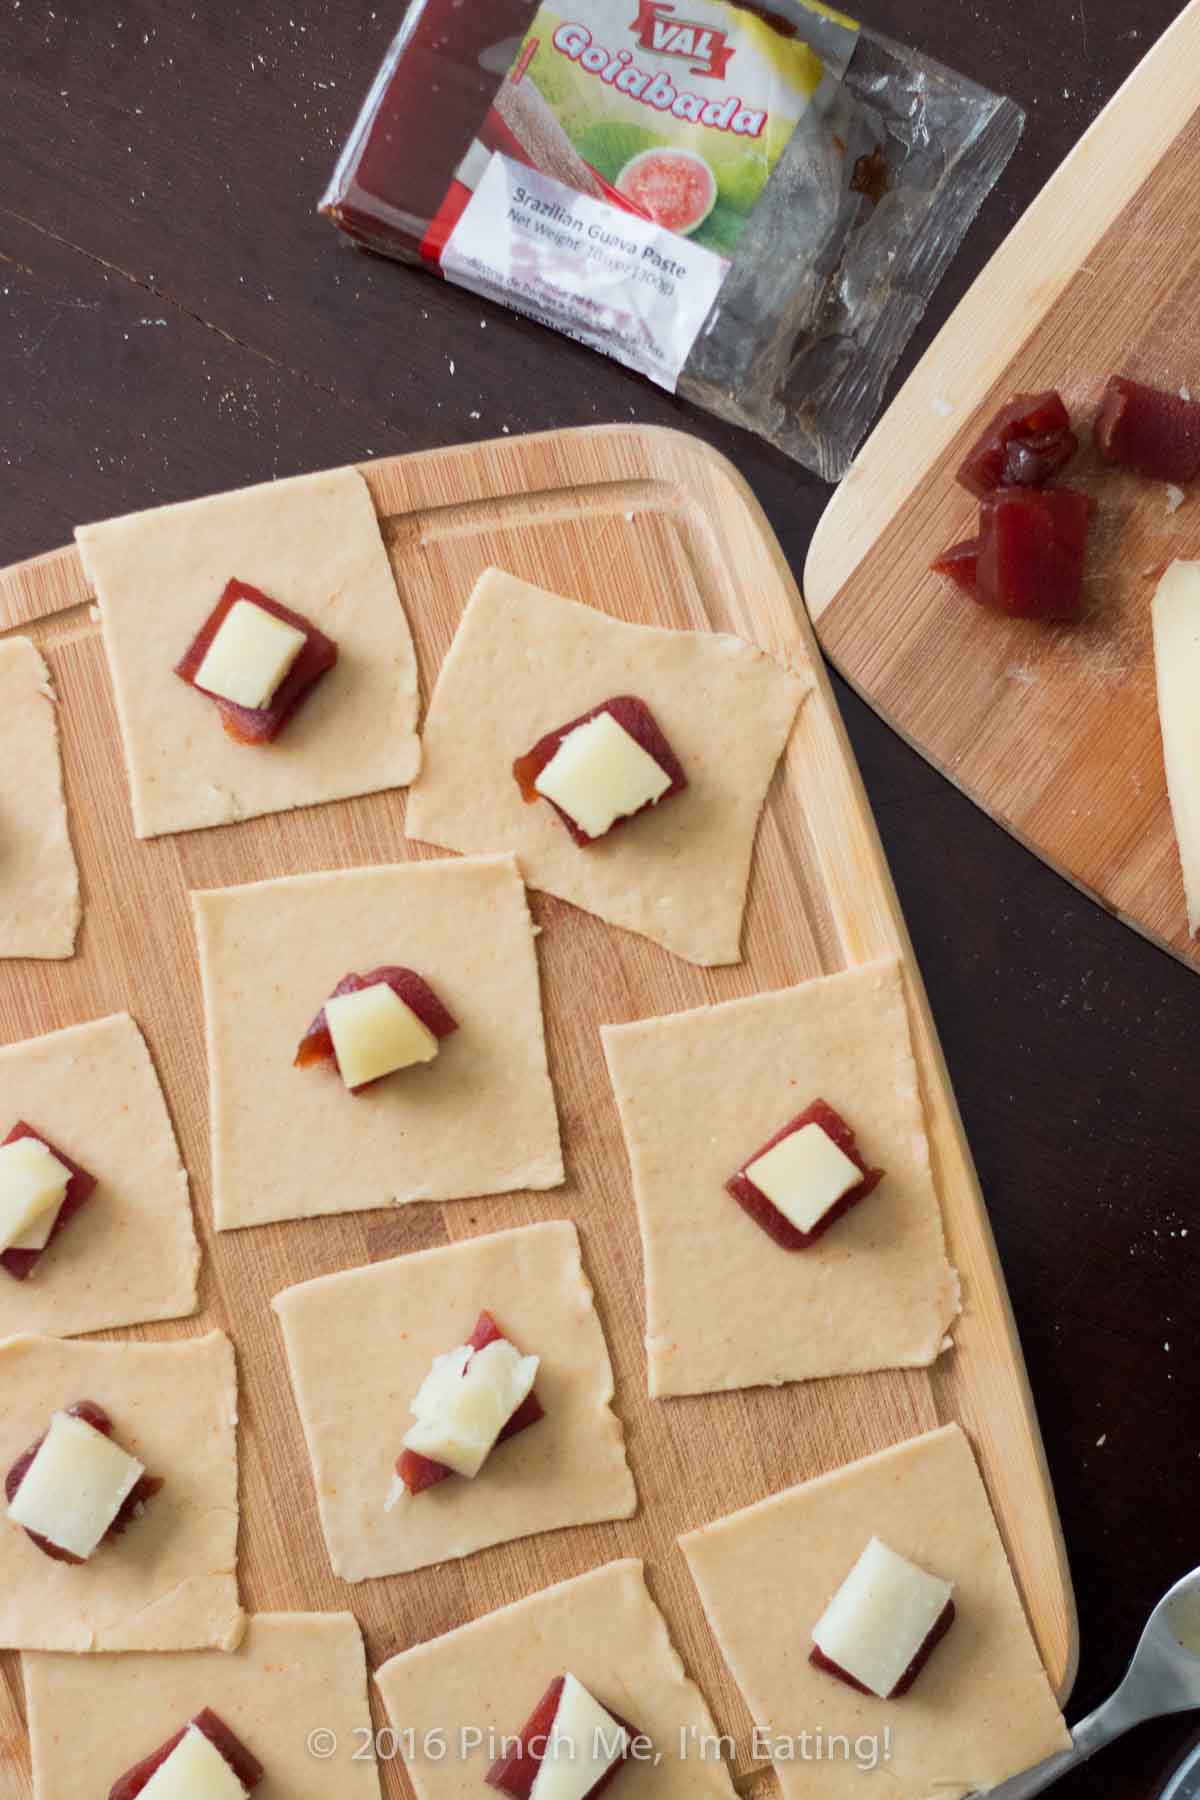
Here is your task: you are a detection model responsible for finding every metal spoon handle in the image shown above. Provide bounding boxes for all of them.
[985,1692,1142,1800]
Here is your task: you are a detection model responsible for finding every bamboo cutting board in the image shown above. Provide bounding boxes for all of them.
[0,425,1073,1798]
[805,0,1200,973]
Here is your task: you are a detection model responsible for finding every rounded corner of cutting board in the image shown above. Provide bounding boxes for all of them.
[588,419,785,517]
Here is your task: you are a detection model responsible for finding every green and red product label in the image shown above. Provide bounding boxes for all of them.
[434,0,858,389]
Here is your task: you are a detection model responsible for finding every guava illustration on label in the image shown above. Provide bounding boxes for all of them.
[616,146,717,233]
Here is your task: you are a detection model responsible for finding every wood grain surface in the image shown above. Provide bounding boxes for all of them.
[805,0,1200,972]
[2,5,1199,1798]
[0,427,1071,1797]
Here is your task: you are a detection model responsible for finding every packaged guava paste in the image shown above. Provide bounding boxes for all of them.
[322,0,1022,480]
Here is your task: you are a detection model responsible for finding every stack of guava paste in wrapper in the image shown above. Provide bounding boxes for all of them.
[322,0,1022,480]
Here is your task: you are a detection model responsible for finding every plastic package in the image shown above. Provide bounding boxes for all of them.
[323,0,1022,480]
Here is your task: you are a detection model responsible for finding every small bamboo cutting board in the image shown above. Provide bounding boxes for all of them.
[0,425,1073,1798]
[806,0,1200,972]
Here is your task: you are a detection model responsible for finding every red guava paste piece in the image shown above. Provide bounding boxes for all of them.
[396,1309,545,1497]
[1094,375,1200,482]
[930,538,981,599]
[513,696,687,846]
[0,1121,98,1282]
[957,392,1078,497]
[294,966,458,1092]
[487,1677,565,1798]
[726,1099,884,1252]
[175,578,338,746]
[809,1600,957,1699]
[5,1400,163,1565]
[974,487,1093,621]
[107,1707,264,1800]
[486,1676,638,1799]
[935,492,1092,620]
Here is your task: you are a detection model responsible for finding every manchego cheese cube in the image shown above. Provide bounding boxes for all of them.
[324,982,440,1090]
[812,1537,953,1700]
[529,1674,628,1800]
[535,711,671,839]
[7,1409,145,1560]
[0,1137,71,1254]
[402,1337,539,1479]
[1153,560,1200,936]
[193,599,306,711]
[138,1724,249,1800]
[745,1121,861,1236]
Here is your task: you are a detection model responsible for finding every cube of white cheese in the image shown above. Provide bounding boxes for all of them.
[1153,560,1200,935]
[325,982,440,1090]
[7,1409,145,1561]
[0,1138,71,1254]
[138,1723,249,1800]
[530,1673,628,1800]
[8,1201,63,1256]
[812,1537,953,1700]
[535,711,672,839]
[193,598,306,711]
[745,1121,861,1235]
[402,1337,540,1479]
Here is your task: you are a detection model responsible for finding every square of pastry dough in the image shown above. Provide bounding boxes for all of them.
[680,1425,1070,1800]
[24,1612,380,1797]
[0,1331,241,1652]
[0,1014,199,1338]
[194,854,563,1230]
[272,1221,635,1580]
[406,569,807,966]
[0,638,79,959]
[375,1559,736,1799]
[602,958,959,1397]
[76,467,420,839]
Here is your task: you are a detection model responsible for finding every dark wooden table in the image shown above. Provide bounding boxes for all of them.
[2,3,1197,1796]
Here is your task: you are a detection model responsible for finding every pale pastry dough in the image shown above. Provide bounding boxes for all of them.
[0,1332,241,1653]
[0,1015,199,1338]
[193,855,563,1230]
[375,1559,737,1800]
[272,1222,634,1580]
[680,1425,1070,1799]
[24,1612,380,1797]
[0,638,79,959]
[406,569,808,966]
[602,958,959,1397]
[76,467,420,839]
